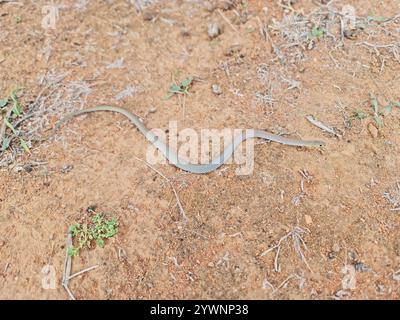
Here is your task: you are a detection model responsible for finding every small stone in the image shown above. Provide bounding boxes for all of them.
[368,123,379,138]
[307,40,316,50]
[212,84,222,95]
[348,251,358,262]
[61,164,73,174]
[224,44,242,56]
[23,165,33,173]
[181,28,190,37]
[142,10,156,21]
[86,205,97,213]
[304,214,313,225]
[334,289,350,300]
[105,288,113,295]
[208,262,214,267]
[375,282,386,294]
[344,29,357,40]
[208,22,221,39]
[327,251,337,260]
[148,106,157,113]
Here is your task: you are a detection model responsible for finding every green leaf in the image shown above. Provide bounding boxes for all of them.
[20,138,30,153]
[10,88,23,116]
[163,92,176,100]
[373,115,384,128]
[370,95,379,114]
[12,106,22,117]
[96,239,105,248]
[10,88,22,99]
[169,84,182,93]
[367,16,387,22]
[68,214,119,256]
[0,99,8,108]
[70,225,80,237]
[384,104,393,113]
[311,26,324,38]
[354,110,368,120]
[180,77,193,88]
[1,137,11,151]
[5,118,17,134]
[68,247,80,257]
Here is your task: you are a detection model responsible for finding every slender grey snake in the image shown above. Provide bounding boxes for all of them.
[56,106,325,174]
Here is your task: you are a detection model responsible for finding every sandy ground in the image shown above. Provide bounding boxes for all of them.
[0,0,400,299]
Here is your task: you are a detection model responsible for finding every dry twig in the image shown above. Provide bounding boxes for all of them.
[261,226,312,272]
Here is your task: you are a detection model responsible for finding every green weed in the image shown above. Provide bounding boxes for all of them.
[0,88,30,153]
[164,77,194,100]
[311,26,325,38]
[68,212,119,257]
[352,94,400,128]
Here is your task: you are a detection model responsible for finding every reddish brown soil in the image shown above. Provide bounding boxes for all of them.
[0,0,399,299]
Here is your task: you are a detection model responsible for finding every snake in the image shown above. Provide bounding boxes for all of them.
[56,105,325,174]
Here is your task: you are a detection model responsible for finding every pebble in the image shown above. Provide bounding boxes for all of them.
[181,28,190,37]
[142,10,156,21]
[61,164,73,174]
[348,251,358,261]
[148,106,157,113]
[212,84,222,95]
[304,214,313,225]
[344,29,357,40]
[224,44,242,56]
[208,23,221,39]
[327,251,337,260]
[368,123,379,138]
[375,282,386,294]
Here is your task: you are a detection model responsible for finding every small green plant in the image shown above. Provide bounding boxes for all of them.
[383,101,400,113]
[0,99,7,108]
[367,15,387,22]
[311,26,325,38]
[354,110,368,120]
[10,88,23,117]
[369,94,385,128]
[0,88,30,153]
[164,77,194,100]
[68,212,119,257]
[351,94,400,128]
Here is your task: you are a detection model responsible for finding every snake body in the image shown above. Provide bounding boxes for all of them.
[57,106,325,174]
